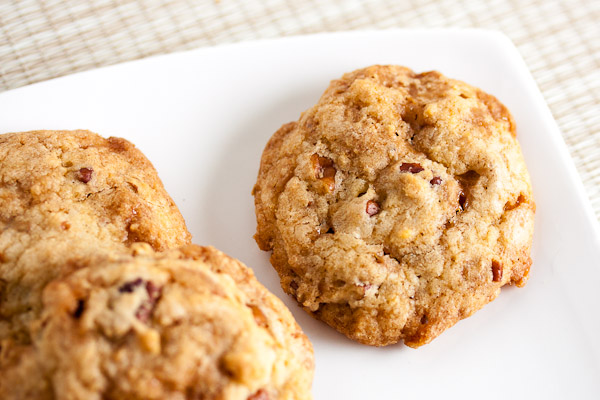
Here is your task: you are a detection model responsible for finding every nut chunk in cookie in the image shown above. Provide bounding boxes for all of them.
[253,65,535,347]
[0,245,314,400]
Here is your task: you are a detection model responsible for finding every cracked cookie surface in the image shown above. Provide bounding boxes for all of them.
[0,245,314,400]
[0,130,191,348]
[253,65,535,347]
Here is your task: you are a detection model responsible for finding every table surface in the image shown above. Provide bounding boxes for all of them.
[1,0,599,221]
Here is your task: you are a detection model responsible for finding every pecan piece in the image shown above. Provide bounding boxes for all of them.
[492,260,503,282]
[118,278,144,293]
[77,167,93,183]
[248,389,269,400]
[311,154,336,192]
[430,176,442,185]
[135,281,162,322]
[366,200,380,216]
[399,163,424,173]
[311,154,335,178]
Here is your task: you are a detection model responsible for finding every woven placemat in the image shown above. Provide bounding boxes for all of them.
[1,0,599,221]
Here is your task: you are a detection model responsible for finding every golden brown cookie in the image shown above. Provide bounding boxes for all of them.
[0,130,191,346]
[253,65,535,347]
[0,245,313,400]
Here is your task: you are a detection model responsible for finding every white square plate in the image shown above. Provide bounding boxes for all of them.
[1,29,599,399]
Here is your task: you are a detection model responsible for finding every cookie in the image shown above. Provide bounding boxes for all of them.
[253,65,535,347]
[0,130,191,346]
[0,244,314,400]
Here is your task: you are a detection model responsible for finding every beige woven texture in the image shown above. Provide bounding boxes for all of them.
[1,0,599,220]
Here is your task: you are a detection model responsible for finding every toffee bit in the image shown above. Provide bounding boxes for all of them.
[321,177,335,192]
[504,193,526,211]
[247,304,268,328]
